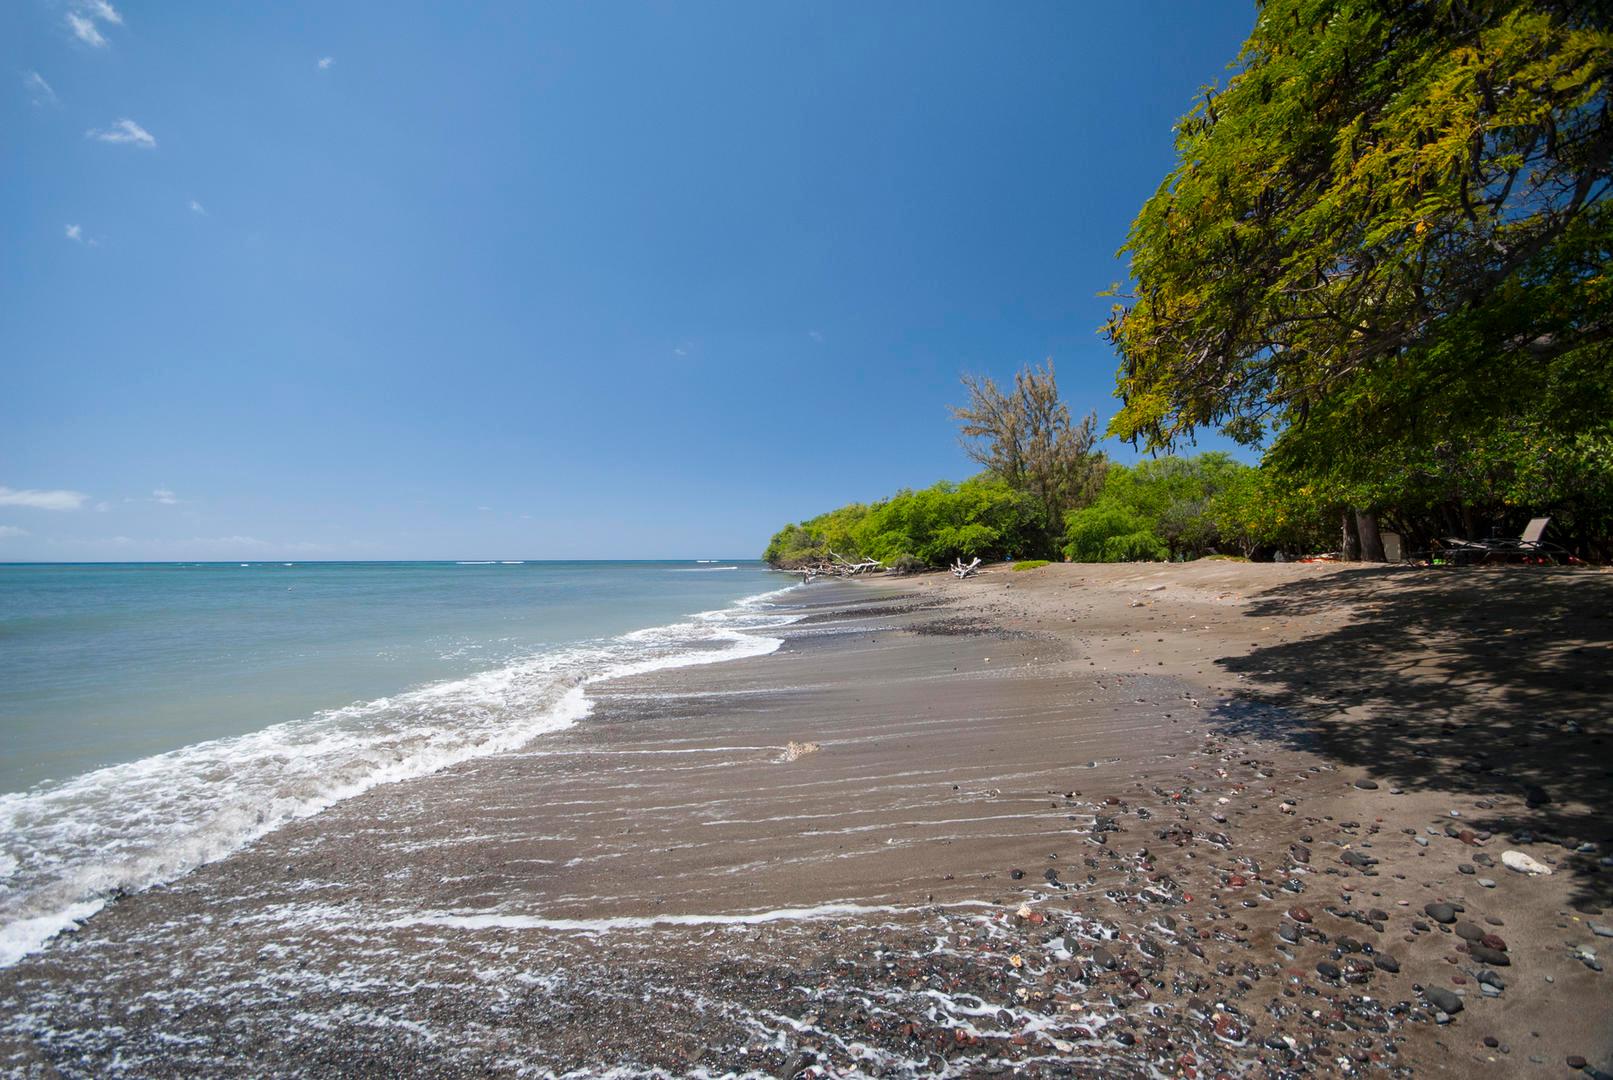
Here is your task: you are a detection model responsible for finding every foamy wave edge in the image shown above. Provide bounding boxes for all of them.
[0,583,803,969]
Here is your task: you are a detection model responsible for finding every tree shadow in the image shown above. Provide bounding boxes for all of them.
[1209,565,1613,913]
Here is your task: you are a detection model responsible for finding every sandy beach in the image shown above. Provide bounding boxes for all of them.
[2,562,1609,1078]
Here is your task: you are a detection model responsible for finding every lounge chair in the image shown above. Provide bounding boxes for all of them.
[1438,517,1569,564]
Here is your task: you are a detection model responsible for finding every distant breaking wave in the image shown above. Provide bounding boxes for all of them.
[0,586,801,968]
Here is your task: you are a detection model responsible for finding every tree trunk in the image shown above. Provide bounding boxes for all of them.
[1355,510,1387,562]
[1341,511,1362,561]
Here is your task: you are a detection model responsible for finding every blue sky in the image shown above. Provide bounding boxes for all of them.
[3,2,1256,561]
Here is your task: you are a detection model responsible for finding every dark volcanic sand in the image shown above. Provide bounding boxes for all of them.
[2,566,1610,1078]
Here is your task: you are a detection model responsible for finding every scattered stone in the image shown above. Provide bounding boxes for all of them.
[1501,850,1553,876]
[1426,986,1464,1014]
[1354,779,1379,790]
[1425,902,1458,924]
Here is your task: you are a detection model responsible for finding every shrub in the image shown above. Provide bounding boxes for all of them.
[1011,559,1051,571]
[1063,504,1170,562]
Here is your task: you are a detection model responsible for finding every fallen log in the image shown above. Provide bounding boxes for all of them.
[798,554,885,582]
[951,556,982,579]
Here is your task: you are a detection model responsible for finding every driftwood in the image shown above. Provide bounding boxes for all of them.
[951,556,982,579]
[799,552,884,582]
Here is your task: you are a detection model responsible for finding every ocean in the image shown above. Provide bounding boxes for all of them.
[0,559,797,967]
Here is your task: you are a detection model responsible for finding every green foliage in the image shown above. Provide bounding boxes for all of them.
[1108,0,1611,454]
[852,479,1042,566]
[1206,466,1337,557]
[1011,559,1051,571]
[952,363,1108,544]
[1102,0,1612,559]
[1060,452,1338,561]
[1063,504,1170,563]
[761,503,870,567]
[763,479,1043,568]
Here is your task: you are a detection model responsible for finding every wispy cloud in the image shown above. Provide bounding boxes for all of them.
[24,71,58,106]
[317,56,334,70]
[188,199,206,215]
[0,525,29,539]
[87,118,156,148]
[83,0,123,24]
[152,488,179,505]
[0,486,90,511]
[66,13,107,47]
[66,0,121,47]
[65,223,84,242]
[807,329,825,343]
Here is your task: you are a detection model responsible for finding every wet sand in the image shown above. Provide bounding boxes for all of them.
[1,564,1609,1078]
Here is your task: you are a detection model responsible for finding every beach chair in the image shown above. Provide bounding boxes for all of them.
[1438,517,1569,564]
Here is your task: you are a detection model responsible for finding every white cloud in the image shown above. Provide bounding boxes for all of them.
[0,486,90,511]
[83,0,123,25]
[672,347,688,357]
[24,71,57,106]
[66,1,121,47]
[317,56,334,70]
[808,330,825,343]
[66,12,107,47]
[65,223,83,242]
[0,525,29,539]
[87,118,156,149]
[188,199,206,215]
[152,488,179,505]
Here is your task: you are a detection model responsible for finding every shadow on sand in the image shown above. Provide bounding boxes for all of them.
[1209,565,1612,914]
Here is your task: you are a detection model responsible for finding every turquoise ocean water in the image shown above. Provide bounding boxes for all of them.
[0,560,796,965]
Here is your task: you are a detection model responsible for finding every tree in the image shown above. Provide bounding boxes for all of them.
[951,361,1107,543]
[1105,0,1613,558]
[1063,452,1264,561]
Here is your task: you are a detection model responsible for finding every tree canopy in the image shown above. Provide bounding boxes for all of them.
[1107,0,1612,483]
[951,362,1107,544]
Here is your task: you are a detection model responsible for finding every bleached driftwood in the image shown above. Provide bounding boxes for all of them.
[951,556,982,579]
[798,553,884,583]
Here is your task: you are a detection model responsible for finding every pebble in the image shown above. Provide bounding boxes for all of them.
[1353,779,1378,790]
[1501,850,1552,876]
[1478,878,1497,888]
[1425,902,1458,924]
[1591,923,1613,939]
[1425,986,1464,1014]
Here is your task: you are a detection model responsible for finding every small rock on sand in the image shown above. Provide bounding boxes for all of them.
[1501,850,1552,876]
[1425,986,1464,1014]
[780,741,821,762]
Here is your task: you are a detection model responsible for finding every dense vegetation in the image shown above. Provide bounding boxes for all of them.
[762,479,1043,569]
[768,0,1611,567]
[1106,0,1612,560]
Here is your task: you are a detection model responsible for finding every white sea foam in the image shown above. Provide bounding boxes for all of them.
[0,585,801,968]
[388,900,990,933]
